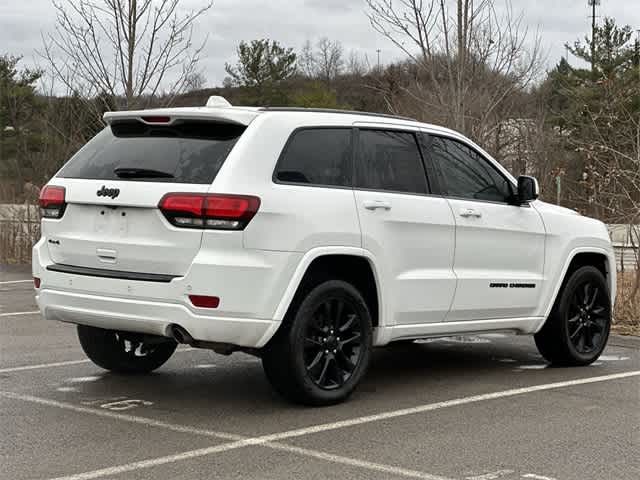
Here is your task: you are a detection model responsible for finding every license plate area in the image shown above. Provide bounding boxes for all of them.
[94,207,129,236]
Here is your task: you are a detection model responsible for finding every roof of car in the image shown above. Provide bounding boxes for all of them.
[102,98,461,138]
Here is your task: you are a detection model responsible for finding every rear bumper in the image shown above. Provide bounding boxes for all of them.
[32,237,301,348]
[36,288,279,348]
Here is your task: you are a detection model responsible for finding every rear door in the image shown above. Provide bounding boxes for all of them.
[353,128,456,325]
[426,135,545,321]
[43,118,246,276]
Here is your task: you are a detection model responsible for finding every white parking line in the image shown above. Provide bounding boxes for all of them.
[0,359,91,373]
[0,310,40,317]
[0,391,451,480]
[2,370,638,480]
[43,439,451,480]
[254,370,640,444]
[0,279,32,285]
[0,347,196,374]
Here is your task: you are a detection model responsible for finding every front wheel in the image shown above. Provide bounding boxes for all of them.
[262,280,373,406]
[534,266,611,366]
[78,325,177,374]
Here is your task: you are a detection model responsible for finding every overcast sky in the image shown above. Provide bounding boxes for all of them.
[1,0,638,89]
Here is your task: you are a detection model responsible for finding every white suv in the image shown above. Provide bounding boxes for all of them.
[33,97,616,405]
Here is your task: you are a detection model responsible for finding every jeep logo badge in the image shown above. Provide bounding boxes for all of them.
[97,185,120,199]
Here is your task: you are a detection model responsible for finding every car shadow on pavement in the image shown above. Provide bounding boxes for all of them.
[56,338,547,414]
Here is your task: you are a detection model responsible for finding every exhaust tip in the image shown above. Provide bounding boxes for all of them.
[167,324,194,344]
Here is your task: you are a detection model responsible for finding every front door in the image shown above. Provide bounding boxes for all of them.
[427,134,546,321]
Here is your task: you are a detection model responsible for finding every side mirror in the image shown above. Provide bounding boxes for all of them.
[517,176,539,204]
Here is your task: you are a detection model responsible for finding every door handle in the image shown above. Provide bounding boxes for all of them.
[363,200,392,211]
[459,208,482,218]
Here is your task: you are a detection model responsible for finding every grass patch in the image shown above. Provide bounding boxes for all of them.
[613,271,640,336]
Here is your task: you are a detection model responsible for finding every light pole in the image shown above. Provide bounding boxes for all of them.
[588,0,600,73]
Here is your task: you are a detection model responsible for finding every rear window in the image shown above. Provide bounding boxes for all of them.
[274,128,353,187]
[57,120,246,184]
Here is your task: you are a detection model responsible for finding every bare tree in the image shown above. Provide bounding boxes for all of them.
[42,0,212,113]
[183,71,207,92]
[299,40,316,78]
[315,37,344,83]
[346,50,370,76]
[365,0,543,146]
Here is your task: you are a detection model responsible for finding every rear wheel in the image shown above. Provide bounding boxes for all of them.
[77,325,177,374]
[262,280,373,406]
[534,266,611,366]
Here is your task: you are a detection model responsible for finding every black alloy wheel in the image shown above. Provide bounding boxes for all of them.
[566,280,609,355]
[303,297,364,390]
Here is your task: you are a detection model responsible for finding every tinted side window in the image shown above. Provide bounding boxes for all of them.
[430,137,513,203]
[355,130,428,194]
[275,128,352,187]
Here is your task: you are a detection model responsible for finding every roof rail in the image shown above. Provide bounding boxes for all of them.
[260,107,416,122]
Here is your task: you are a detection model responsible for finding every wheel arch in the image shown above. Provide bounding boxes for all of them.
[537,247,615,331]
[272,247,383,329]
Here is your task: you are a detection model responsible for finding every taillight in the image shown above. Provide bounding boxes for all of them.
[39,186,66,219]
[158,193,260,230]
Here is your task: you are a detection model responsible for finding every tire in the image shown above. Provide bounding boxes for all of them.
[262,280,373,406]
[534,266,611,366]
[77,325,177,374]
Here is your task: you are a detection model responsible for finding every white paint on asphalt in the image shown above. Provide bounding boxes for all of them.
[254,370,640,444]
[522,474,558,480]
[0,279,32,285]
[0,310,40,317]
[599,354,630,361]
[0,347,197,374]
[466,470,514,480]
[0,359,91,373]
[99,399,153,411]
[515,364,548,370]
[267,443,453,480]
[56,386,79,392]
[44,439,453,480]
[44,441,269,480]
[0,392,452,480]
[2,370,639,480]
[66,376,101,383]
[0,390,241,440]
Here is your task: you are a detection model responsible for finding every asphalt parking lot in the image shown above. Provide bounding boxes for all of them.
[1,264,639,480]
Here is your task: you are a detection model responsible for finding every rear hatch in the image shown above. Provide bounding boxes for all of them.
[42,115,248,277]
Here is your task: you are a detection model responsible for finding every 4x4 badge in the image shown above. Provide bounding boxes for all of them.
[97,185,120,199]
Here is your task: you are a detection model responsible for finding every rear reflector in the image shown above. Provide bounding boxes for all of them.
[39,186,66,219]
[189,295,220,308]
[159,193,260,230]
[33,277,41,289]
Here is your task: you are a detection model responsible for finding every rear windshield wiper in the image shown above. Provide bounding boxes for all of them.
[114,167,174,179]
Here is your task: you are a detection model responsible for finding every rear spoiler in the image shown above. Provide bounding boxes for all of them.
[103,108,260,127]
